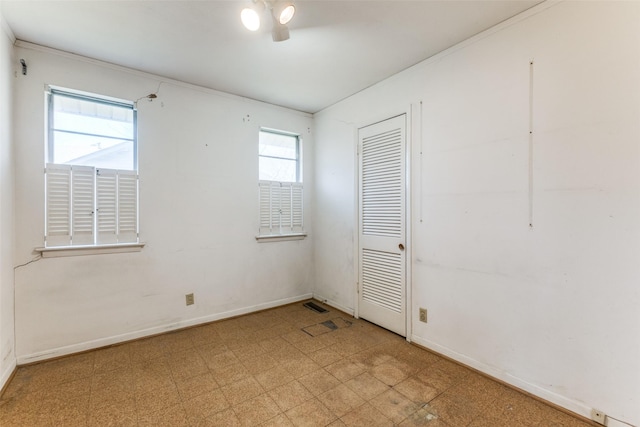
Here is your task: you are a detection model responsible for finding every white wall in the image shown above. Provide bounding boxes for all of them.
[13,44,314,362]
[313,2,640,425]
[0,5,16,392]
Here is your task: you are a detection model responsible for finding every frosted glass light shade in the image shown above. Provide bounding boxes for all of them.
[278,5,295,25]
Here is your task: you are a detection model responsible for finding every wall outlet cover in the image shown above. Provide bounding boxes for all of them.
[185,293,195,306]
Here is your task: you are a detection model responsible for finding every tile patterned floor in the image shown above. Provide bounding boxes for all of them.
[0,301,596,426]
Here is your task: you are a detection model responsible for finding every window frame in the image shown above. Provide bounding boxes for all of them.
[256,128,306,241]
[40,86,142,255]
[47,86,138,170]
[258,128,301,183]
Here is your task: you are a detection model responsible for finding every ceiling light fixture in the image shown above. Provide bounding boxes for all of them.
[274,2,295,25]
[241,0,295,42]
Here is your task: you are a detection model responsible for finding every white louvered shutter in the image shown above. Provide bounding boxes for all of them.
[71,165,95,246]
[45,164,72,247]
[117,170,138,243]
[291,182,303,233]
[271,183,283,233]
[259,181,273,235]
[96,168,118,244]
[258,180,303,236]
[280,183,292,232]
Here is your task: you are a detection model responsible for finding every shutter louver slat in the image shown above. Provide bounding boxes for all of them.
[96,168,118,244]
[45,164,72,247]
[291,183,303,232]
[71,165,95,245]
[280,183,292,232]
[118,170,138,243]
[271,182,282,233]
[259,181,272,235]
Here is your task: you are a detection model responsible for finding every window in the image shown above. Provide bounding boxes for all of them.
[258,129,304,239]
[44,87,138,248]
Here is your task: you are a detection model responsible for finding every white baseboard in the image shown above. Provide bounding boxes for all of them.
[606,418,635,427]
[0,357,17,394]
[312,293,354,316]
[17,293,313,364]
[410,335,620,425]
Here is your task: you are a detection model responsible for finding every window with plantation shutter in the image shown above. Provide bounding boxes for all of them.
[257,129,305,240]
[258,181,304,236]
[45,165,139,247]
[43,87,139,249]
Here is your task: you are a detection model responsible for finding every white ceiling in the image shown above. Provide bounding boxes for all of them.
[2,0,541,113]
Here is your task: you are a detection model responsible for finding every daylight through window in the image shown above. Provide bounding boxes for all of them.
[45,87,138,247]
[258,129,304,238]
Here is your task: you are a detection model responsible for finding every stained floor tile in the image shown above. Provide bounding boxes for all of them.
[318,383,365,418]
[268,380,314,412]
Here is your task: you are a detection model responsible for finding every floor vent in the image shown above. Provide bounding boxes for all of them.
[303,301,328,313]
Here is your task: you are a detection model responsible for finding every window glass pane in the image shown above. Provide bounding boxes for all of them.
[259,157,297,182]
[52,131,134,170]
[53,96,134,140]
[259,131,297,159]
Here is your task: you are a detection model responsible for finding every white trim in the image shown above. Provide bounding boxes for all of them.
[312,293,355,317]
[605,415,634,427]
[410,334,618,426]
[17,293,313,364]
[352,124,360,320]
[405,102,422,343]
[255,233,307,243]
[0,357,17,394]
[35,242,145,258]
[606,418,635,427]
[14,40,313,117]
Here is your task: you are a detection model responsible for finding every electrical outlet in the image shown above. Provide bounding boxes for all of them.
[185,293,195,306]
[590,409,606,425]
[419,308,427,323]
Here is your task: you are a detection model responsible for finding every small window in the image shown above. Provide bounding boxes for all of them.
[258,129,304,239]
[44,87,138,248]
[259,130,300,182]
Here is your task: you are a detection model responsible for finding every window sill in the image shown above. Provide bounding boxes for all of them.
[35,242,146,258]
[255,233,307,243]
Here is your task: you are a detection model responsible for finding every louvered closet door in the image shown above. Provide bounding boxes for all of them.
[358,115,406,336]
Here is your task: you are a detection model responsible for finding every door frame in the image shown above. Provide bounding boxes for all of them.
[353,102,420,341]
